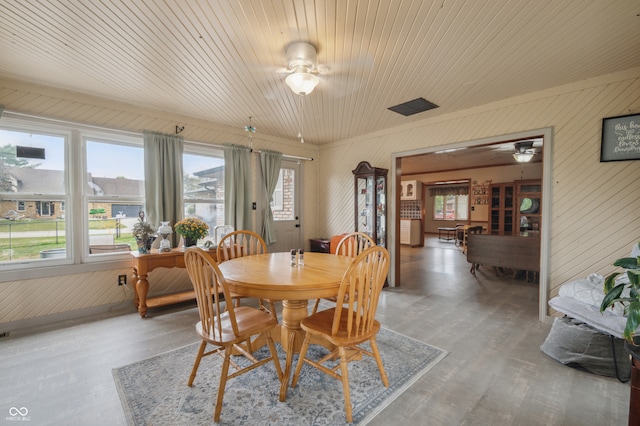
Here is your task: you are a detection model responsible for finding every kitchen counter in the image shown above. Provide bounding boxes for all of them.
[400,219,422,246]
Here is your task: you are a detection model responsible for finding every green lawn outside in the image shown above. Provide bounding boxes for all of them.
[0,219,137,261]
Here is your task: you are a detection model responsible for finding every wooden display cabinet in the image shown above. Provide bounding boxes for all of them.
[353,161,388,247]
[489,182,515,235]
[516,179,542,237]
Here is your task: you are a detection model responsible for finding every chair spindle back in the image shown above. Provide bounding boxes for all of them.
[332,245,389,338]
[216,230,267,263]
[184,247,239,341]
[335,232,375,258]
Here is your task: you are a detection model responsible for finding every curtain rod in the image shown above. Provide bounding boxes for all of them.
[4,110,314,161]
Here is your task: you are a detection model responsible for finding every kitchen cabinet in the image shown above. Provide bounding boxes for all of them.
[353,161,387,247]
[400,180,422,200]
[400,219,422,246]
[489,182,515,235]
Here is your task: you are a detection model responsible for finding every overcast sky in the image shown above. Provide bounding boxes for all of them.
[1,130,223,181]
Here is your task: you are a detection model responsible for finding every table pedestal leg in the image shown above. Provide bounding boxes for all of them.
[279,299,308,401]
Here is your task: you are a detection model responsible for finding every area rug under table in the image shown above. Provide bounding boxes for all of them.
[113,327,447,425]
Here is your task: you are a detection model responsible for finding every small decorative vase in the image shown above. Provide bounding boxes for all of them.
[137,237,155,254]
[184,236,197,247]
[157,221,173,252]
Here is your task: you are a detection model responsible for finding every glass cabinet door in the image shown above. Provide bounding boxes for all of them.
[353,161,387,248]
[356,176,372,235]
[516,180,542,236]
[376,176,386,246]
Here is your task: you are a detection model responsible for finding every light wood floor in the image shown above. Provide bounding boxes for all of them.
[0,236,630,425]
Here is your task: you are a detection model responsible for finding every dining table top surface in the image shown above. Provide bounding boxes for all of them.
[217,252,352,300]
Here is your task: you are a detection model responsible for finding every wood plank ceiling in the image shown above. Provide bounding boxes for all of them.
[0,0,639,149]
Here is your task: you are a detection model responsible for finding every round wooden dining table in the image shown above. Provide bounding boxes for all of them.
[217,251,352,401]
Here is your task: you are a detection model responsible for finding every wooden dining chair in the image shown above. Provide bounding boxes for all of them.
[184,247,283,423]
[311,231,375,314]
[216,230,278,321]
[292,245,390,423]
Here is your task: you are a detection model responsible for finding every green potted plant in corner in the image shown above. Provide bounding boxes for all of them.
[600,242,640,426]
[600,241,640,344]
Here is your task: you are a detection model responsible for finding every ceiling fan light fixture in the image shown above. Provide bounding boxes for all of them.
[285,67,320,95]
[513,140,535,162]
[513,152,534,162]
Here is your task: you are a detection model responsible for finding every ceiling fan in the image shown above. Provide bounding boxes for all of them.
[513,140,538,163]
[276,41,372,142]
[283,42,321,96]
[278,41,372,96]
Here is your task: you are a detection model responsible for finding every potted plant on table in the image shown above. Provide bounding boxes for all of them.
[174,217,209,247]
[132,211,156,254]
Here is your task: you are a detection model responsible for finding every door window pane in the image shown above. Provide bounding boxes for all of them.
[272,168,295,221]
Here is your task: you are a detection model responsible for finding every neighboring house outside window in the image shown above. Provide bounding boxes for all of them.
[184,151,225,240]
[0,125,67,265]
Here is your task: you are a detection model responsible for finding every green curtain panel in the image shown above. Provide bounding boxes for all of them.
[143,130,184,247]
[260,149,282,244]
[223,143,252,231]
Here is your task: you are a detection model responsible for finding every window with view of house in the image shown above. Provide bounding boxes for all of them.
[85,138,145,249]
[183,150,225,241]
[0,127,67,263]
[0,116,225,269]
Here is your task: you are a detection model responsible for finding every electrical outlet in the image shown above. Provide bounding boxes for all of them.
[118,275,127,286]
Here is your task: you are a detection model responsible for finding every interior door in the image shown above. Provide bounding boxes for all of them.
[268,159,301,252]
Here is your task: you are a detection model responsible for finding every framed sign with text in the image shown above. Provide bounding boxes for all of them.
[600,113,640,162]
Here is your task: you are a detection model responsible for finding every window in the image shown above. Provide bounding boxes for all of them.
[0,126,67,264]
[434,194,469,221]
[85,137,145,251]
[0,114,225,270]
[183,149,225,242]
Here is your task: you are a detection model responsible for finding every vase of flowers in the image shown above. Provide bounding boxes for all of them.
[132,211,156,254]
[174,217,209,247]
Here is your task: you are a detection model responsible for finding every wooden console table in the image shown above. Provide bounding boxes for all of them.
[131,248,216,317]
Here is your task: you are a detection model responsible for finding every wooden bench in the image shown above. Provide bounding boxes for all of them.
[467,234,540,279]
